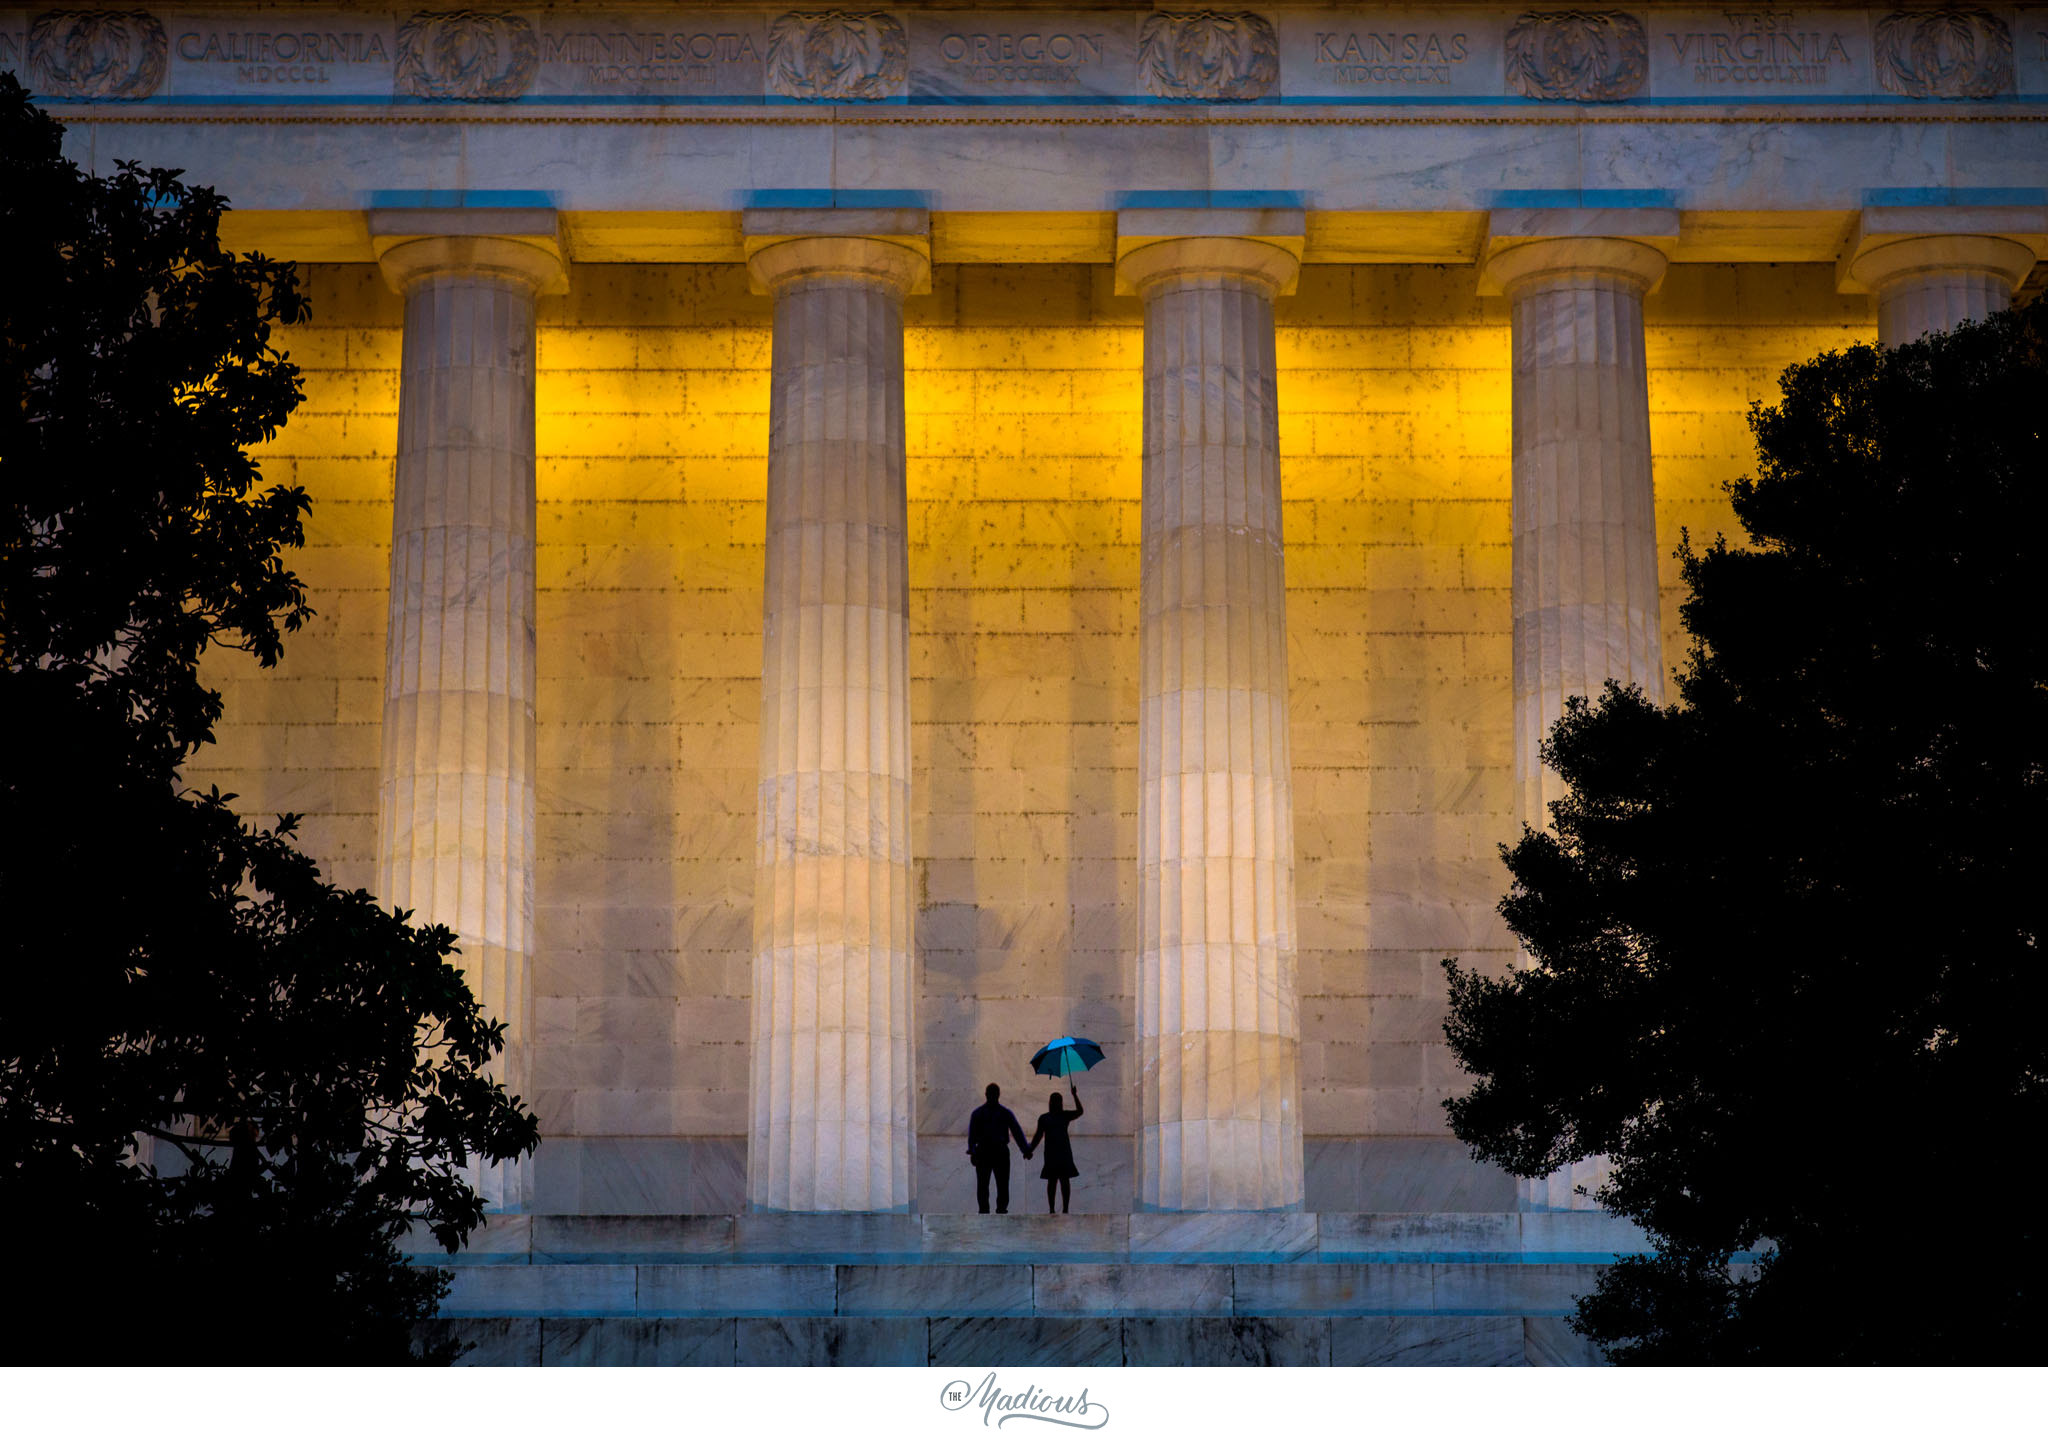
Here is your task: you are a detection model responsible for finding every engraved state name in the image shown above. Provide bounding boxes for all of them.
[171,28,386,84]
[538,30,762,86]
[933,31,1107,85]
[1312,30,1471,86]
[538,31,761,66]
[163,25,759,87]
[1667,25,1852,86]
[166,25,761,67]
[176,30,389,64]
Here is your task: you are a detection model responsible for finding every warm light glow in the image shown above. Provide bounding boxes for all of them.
[193,260,1873,1155]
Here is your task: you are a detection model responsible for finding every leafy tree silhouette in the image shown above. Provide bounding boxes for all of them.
[0,75,537,1365]
[1444,296,2047,1363]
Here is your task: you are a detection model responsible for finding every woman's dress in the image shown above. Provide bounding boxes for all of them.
[1033,1109,1080,1181]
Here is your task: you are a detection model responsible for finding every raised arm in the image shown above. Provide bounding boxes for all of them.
[1069,1083,1083,1119]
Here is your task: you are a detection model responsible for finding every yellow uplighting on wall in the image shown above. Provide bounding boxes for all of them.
[194,258,1872,1149]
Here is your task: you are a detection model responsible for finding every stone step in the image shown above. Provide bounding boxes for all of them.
[434,1258,1608,1319]
[403,1210,1652,1266]
[423,1313,1604,1367]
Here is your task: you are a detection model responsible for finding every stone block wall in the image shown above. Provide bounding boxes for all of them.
[191,265,401,900]
[188,260,1869,1210]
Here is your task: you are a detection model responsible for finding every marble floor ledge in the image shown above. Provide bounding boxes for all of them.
[437,1258,1621,1319]
[403,1209,1651,1266]
[425,1315,1607,1367]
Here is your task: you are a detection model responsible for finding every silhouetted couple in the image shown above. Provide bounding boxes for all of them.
[966,1081,1084,1214]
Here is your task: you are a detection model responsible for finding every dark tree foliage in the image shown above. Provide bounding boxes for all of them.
[1442,297,2047,1363]
[0,74,537,1365]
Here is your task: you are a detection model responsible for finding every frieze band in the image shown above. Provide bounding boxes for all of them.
[6,5,2039,104]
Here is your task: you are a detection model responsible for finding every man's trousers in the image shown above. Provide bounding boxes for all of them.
[975,1157,1012,1214]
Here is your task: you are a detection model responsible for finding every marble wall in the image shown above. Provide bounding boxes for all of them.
[189,259,1870,1210]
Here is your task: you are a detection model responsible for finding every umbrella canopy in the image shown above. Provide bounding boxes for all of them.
[1029,1036,1105,1078]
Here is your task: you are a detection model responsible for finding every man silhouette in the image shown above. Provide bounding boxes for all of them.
[966,1083,1032,1214]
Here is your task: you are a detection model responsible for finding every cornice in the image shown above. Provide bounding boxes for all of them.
[50,106,2048,126]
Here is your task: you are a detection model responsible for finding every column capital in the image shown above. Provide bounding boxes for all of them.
[1836,213,2043,298]
[370,208,568,296]
[1836,207,2045,346]
[1114,208,1304,297]
[743,208,931,295]
[1479,208,1678,297]
[1835,205,2046,294]
[1843,235,2037,297]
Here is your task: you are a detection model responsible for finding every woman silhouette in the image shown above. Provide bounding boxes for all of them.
[1025,1081,1084,1214]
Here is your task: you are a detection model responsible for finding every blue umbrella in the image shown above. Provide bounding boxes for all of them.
[1029,1036,1105,1079]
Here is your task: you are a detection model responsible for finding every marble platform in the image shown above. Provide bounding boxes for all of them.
[423,1313,1598,1367]
[529,1136,1518,1215]
[407,1210,1650,1365]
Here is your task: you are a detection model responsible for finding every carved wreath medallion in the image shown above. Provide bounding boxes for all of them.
[396,9,540,101]
[765,11,908,101]
[1504,10,1648,101]
[1874,5,2013,98]
[27,9,167,100]
[1137,10,1279,102]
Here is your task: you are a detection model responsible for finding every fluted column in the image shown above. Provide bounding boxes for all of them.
[1483,231,1668,1212]
[1119,231,1305,1212]
[373,218,566,1211]
[1486,236,1670,832]
[743,215,928,1212]
[1845,234,2035,348]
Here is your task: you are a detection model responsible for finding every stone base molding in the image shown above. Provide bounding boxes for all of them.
[373,211,568,1211]
[1120,215,1307,1213]
[742,211,930,1212]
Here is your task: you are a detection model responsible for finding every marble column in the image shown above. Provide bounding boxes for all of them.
[742,213,928,1212]
[1118,228,1305,1212]
[1482,229,1669,1212]
[1484,235,1670,834]
[373,215,566,1211]
[1844,234,2036,347]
